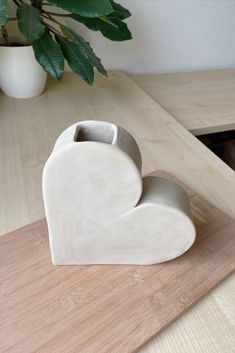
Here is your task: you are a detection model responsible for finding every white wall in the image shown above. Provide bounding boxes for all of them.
[7,0,235,74]
[66,0,235,74]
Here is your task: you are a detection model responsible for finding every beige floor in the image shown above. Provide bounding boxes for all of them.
[0,72,234,353]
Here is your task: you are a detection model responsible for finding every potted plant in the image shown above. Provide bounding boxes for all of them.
[0,0,132,98]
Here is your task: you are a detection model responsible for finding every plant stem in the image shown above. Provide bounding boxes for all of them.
[31,0,43,9]
[41,11,61,26]
[42,13,57,24]
[1,26,9,46]
[45,11,71,17]
[11,0,20,6]
[46,23,63,36]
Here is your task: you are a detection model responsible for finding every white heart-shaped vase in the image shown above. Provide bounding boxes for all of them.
[43,121,196,265]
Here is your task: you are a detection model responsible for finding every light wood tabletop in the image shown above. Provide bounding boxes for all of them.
[0,71,234,353]
[132,69,235,136]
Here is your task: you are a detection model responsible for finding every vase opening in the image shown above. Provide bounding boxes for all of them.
[74,121,116,144]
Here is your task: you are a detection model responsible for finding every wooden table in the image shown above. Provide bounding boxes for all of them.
[132,69,235,135]
[0,71,234,353]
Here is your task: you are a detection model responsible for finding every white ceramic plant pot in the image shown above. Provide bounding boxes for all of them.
[0,45,47,98]
[43,120,196,265]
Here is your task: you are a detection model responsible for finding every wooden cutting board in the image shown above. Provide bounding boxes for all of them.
[1,172,234,353]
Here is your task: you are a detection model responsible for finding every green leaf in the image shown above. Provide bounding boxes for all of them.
[72,15,132,41]
[109,1,131,20]
[17,4,45,43]
[0,0,8,27]
[47,0,113,17]
[32,29,64,80]
[60,25,107,76]
[56,35,94,85]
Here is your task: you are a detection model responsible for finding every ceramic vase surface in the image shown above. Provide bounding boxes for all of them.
[43,120,196,265]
